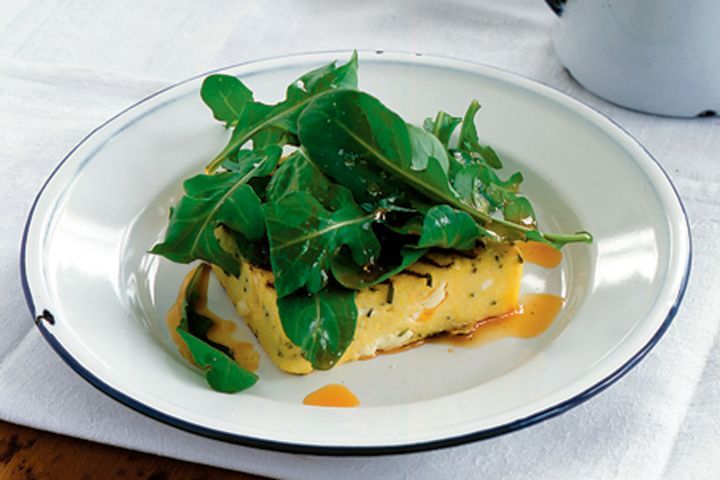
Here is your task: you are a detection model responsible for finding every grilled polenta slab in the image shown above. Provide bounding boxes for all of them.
[213,230,523,374]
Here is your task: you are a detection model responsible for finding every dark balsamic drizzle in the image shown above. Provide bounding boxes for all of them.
[386,281,395,304]
[418,256,455,269]
[398,269,433,287]
[453,250,479,260]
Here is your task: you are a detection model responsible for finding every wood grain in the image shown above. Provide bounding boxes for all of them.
[0,421,266,480]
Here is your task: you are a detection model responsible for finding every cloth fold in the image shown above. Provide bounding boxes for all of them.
[1,1,718,478]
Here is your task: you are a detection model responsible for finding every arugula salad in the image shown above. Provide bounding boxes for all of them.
[152,51,591,392]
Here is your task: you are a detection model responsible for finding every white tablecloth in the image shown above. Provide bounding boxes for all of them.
[1,1,719,478]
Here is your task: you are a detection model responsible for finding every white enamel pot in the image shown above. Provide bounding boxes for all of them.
[546,0,720,117]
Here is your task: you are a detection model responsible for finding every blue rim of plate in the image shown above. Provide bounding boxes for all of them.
[20,50,692,456]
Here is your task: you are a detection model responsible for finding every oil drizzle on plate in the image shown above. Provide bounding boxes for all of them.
[303,384,360,407]
[433,293,564,348]
[166,268,196,365]
[517,241,563,269]
[166,265,259,372]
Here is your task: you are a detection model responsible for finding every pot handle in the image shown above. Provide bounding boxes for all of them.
[545,0,566,16]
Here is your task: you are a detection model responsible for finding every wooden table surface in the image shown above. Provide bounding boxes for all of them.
[0,421,266,480]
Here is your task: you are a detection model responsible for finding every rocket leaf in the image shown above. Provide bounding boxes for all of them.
[458,100,503,169]
[276,286,357,370]
[423,110,462,148]
[298,89,457,205]
[177,329,258,393]
[266,149,334,204]
[264,188,380,298]
[200,75,253,127]
[150,146,279,276]
[416,205,496,249]
[175,264,257,393]
[204,51,359,172]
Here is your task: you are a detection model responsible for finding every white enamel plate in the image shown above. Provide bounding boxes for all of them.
[22,51,691,454]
